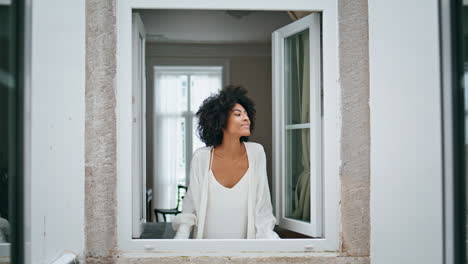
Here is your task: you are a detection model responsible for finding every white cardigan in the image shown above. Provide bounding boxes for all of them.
[172,142,279,239]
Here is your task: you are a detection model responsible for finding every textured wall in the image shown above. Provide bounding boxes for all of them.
[115,256,369,264]
[85,0,118,261]
[338,0,370,257]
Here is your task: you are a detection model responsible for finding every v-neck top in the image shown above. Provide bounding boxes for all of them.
[172,141,280,239]
[203,147,250,239]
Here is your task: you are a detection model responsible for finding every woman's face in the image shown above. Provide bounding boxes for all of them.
[224,103,251,138]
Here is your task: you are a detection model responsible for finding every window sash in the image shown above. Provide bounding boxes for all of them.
[274,13,323,238]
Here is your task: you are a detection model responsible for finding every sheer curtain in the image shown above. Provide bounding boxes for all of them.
[191,74,222,153]
[153,74,184,210]
[152,69,221,212]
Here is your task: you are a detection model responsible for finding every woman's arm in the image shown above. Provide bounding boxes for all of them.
[172,153,200,239]
[172,188,197,239]
[255,145,280,239]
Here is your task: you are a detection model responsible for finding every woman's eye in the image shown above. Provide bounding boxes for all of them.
[235,114,241,117]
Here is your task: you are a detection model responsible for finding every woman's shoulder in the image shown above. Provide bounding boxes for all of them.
[192,146,211,161]
[245,141,265,154]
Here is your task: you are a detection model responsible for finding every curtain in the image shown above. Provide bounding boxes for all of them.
[290,31,311,221]
[153,74,184,210]
[190,74,222,151]
[152,71,221,210]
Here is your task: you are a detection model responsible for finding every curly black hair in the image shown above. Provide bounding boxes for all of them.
[196,85,256,147]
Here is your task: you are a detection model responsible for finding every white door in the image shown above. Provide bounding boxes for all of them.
[131,13,147,238]
[272,13,322,237]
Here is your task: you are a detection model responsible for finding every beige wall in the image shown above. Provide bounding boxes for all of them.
[145,43,274,202]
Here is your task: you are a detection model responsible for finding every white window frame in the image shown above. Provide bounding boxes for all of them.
[117,0,339,255]
[272,14,322,238]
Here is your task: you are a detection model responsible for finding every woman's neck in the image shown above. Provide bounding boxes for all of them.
[215,136,245,159]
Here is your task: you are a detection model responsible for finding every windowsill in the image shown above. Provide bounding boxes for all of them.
[119,236,338,254]
[117,251,339,257]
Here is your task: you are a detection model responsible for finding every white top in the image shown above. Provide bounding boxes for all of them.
[203,149,250,239]
[172,142,279,239]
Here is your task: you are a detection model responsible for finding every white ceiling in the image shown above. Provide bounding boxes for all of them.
[135,9,292,44]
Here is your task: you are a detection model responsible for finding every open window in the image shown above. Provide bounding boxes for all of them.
[119,0,338,253]
[272,14,322,238]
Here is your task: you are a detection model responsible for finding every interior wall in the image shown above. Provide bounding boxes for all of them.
[145,43,273,213]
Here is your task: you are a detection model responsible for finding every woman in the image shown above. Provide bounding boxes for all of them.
[172,85,279,239]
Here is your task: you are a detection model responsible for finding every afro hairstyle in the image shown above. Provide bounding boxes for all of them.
[195,85,256,147]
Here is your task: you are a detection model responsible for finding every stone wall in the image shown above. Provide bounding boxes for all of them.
[85,0,118,261]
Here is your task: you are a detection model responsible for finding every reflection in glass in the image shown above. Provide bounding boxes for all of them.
[285,29,310,125]
[283,29,311,223]
[285,128,310,223]
[0,0,18,261]
[463,6,468,262]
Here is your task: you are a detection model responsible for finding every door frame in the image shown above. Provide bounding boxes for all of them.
[131,12,147,238]
[117,0,339,255]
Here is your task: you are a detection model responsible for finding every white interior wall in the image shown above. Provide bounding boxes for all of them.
[29,1,85,263]
[369,1,444,263]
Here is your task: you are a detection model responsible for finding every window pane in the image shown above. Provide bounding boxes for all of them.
[190,73,222,113]
[177,118,186,185]
[285,29,310,125]
[154,72,189,214]
[284,128,310,223]
[192,117,204,151]
[154,73,188,113]
[0,1,18,261]
[462,7,468,262]
[0,0,24,259]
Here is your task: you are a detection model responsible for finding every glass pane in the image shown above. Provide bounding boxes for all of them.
[177,118,186,185]
[190,73,222,113]
[463,6,468,262]
[192,117,204,151]
[284,128,310,223]
[285,29,310,125]
[154,73,188,113]
[0,0,21,262]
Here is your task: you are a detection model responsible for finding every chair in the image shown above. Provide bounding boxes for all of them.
[146,188,153,222]
[154,184,187,222]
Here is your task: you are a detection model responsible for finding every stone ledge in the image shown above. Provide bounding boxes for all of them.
[114,256,370,264]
